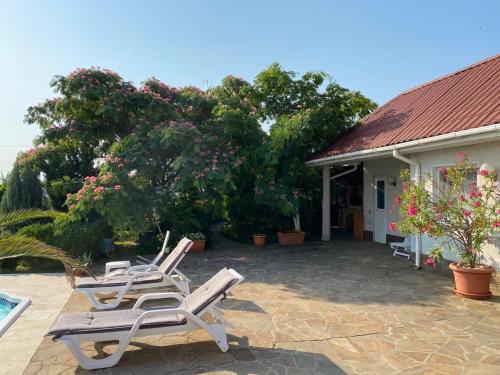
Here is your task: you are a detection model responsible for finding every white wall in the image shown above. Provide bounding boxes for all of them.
[408,141,500,270]
[361,140,500,270]
[363,157,407,235]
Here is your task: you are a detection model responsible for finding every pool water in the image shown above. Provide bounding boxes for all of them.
[0,298,17,320]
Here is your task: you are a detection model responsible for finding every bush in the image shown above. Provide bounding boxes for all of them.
[17,222,55,244]
[222,178,291,242]
[53,218,112,257]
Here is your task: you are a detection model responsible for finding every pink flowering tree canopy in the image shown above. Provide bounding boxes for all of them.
[393,154,500,268]
[26,67,243,234]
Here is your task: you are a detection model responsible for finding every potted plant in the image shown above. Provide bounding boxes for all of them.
[277,214,305,245]
[186,232,206,252]
[252,234,267,247]
[277,230,305,245]
[74,252,92,277]
[393,153,499,299]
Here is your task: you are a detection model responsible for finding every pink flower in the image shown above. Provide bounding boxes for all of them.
[424,257,436,268]
[93,186,105,194]
[459,194,466,202]
[473,201,481,208]
[463,210,471,218]
[438,167,447,175]
[113,185,121,191]
[393,194,400,207]
[491,222,500,229]
[479,169,489,177]
[388,223,396,231]
[85,176,97,183]
[456,152,466,159]
[466,246,473,253]
[407,204,418,216]
[469,190,476,199]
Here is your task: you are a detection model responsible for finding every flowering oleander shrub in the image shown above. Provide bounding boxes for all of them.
[392,154,500,268]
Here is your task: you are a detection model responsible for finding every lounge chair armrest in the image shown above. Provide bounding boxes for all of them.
[125,270,163,285]
[136,255,151,264]
[133,292,184,309]
[125,264,159,275]
[104,269,126,278]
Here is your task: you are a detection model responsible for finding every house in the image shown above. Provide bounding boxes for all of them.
[306,55,500,269]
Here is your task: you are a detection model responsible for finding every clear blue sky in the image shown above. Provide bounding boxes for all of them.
[1,0,498,175]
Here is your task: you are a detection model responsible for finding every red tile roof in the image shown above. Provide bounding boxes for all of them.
[308,54,500,161]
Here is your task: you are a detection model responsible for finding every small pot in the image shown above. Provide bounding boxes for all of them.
[73,267,89,277]
[190,240,206,252]
[253,234,266,247]
[449,262,495,300]
[277,231,305,246]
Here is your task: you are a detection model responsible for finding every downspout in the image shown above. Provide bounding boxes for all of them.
[392,149,422,269]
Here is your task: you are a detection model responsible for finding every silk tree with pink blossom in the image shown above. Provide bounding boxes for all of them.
[392,154,500,269]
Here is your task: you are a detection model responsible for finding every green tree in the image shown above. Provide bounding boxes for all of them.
[0,160,43,212]
[253,63,377,232]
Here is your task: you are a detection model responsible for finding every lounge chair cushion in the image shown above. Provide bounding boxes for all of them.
[158,237,192,274]
[76,274,163,289]
[48,309,187,336]
[182,268,239,315]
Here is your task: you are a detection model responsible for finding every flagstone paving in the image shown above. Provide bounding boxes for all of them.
[24,236,500,374]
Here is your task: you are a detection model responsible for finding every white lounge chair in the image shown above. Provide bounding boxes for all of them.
[76,237,193,310]
[104,231,171,276]
[48,268,244,370]
[390,237,411,259]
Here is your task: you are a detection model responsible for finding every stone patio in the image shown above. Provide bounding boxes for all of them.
[24,235,500,374]
[0,273,72,375]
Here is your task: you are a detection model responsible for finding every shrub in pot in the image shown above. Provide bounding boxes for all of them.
[393,154,499,299]
[74,251,92,277]
[186,232,206,252]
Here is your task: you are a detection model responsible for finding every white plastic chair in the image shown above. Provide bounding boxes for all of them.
[390,237,411,260]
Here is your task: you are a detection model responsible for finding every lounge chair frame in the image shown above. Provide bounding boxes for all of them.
[104,231,171,276]
[78,239,193,310]
[54,269,244,370]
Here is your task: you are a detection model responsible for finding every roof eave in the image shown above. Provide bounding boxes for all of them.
[306,123,500,167]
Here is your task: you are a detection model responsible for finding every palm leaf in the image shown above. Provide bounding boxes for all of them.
[0,232,84,287]
[0,209,62,228]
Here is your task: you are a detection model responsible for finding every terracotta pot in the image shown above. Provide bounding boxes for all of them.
[449,262,495,300]
[73,267,89,277]
[277,232,305,246]
[190,240,206,252]
[253,234,266,247]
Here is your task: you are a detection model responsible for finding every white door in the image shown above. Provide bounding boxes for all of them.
[374,177,387,244]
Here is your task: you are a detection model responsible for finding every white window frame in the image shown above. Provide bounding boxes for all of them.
[432,162,478,196]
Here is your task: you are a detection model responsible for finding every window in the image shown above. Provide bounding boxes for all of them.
[376,180,385,209]
[435,166,477,194]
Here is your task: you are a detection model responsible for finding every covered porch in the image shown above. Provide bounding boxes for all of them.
[310,152,419,262]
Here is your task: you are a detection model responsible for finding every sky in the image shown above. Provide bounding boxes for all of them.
[0,0,499,175]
